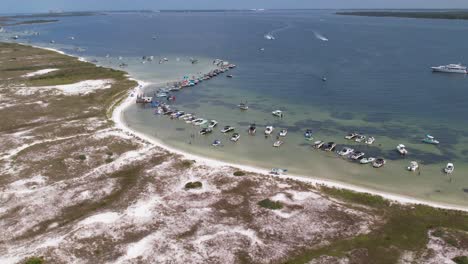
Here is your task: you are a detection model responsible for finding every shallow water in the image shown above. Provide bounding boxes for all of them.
[4,10,468,206]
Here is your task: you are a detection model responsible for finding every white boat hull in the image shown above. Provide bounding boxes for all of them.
[431,67,467,74]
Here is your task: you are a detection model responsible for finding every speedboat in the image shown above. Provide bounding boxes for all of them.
[350,151,365,160]
[238,103,249,110]
[212,139,222,147]
[323,142,336,152]
[431,63,467,74]
[221,126,235,133]
[185,116,197,123]
[355,135,366,143]
[248,124,256,135]
[444,163,454,174]
[227,75,233,78]
[338,147,354,156]
[373,158,386,168]
[192,118,207,126]
[365,136,375,145]
[397,144,408,156]
[360,157,376,164]
[264,34,275,40]
[279,129,288,137]
[270,168,288,175]
[422,134,440,145]
[273,140,284,147]
[265,126,274,136]
[272,110,283,118]
[408,161,419,171]
[313,141,324,149]
[199,128,213,135]
[304,129,313,140]
[345,133,358,140]
[208,120,218,128]
[230,133,240,142]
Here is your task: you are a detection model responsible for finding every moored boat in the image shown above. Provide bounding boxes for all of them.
[212,139,222,147]
[265,126,274,136]
[444,163,454,174]
[230,133,240,142]
[408,161,419,171]
[345,132,358,140]
[272,110,283,118]
[248,123,256,135]
[199,128,213,135]
[270,168,288,175]
[208,120,218,128]
[312,141,324,149]
[338,147,354,156]
[350,151,365,160]
[422,134,439,145]
[360,157,376,164]
[323,142,336,152]
[365,136,375,145]
[273,140,284,147]
[221,126,235,133]
[304,129,313,140]
[397,144,408,156]
[373,158,386,168]
[279,129,288,137]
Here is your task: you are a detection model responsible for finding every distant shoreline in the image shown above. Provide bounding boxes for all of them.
[336,11,468,20]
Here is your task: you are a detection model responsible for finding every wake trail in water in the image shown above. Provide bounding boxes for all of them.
[264,23,293,40]
[313,31,329,42]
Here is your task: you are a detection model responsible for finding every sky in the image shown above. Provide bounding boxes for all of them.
[2,0,468,14]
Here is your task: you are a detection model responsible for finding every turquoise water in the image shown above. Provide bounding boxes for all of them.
[3,10,468,206]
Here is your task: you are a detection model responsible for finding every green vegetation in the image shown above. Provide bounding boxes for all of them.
[337,11,468,20]
[258,198,283,210]
[453,256,468,264]
[285,187,468,264]
[174,160,194,170]
[77,154,86,161]
[233,171,246,176]
[24,257,44,264]
[185,181,203,189]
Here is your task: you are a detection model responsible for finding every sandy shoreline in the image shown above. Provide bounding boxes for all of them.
[29,44,468,212]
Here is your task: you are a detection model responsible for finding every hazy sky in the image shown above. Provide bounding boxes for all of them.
[2,0,468,14]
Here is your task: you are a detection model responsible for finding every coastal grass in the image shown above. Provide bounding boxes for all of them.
[258,198,283,210]
[23,257,44,264]
[185,181,203,189]
[284,186,468,264]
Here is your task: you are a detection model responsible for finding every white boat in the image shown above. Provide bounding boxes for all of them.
[191,118,203,125]
[273,140,284,147]
[272,110,283,118]
[408,161,419,171]
[270,168,287,175]
[360,157,376,164]
[212,139,222,147]
[208,120,218,128]
[350,151,365,160]
[265,126,274,135]
[304,129,313,140]
[444,163,454,174]
[323,142,336,152]
[345,133,358,140]
[365,136,375,145]
[221,126,235,133]
[248,124,256,135]
[185,117,196,123]
[355,135,366,143]
[279,129,288,137]
[373,158,386,168]
[397,144,408,156]
[264,34,275,40]
[230,133,240,142]
[238,103,249,110]
[422,134,440,145]
[431,63,467,74]
[313,141,324,149]
[338,147,354,156]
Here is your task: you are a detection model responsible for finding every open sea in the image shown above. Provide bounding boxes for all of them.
[3,10,468,206]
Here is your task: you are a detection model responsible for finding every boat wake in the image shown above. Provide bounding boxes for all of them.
[313,31,329,42]
[264,23,293,40]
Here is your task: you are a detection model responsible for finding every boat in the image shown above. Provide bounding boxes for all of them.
[431,64,467,74]
[238,103,249,110]
[270,168,287,175]
[192,119,208,126]
[322,76,327,82]
[408,161,419,171]
[355,135,366,143]
[373,158,386,168]
[272,110,283,118]
[397,144,408,156]
[212,139,222,147]
[304,129,313,140]
[273,140,284,147]
[265,126,274,135]
[360,157,376,164]
[444,163,454,174]
[185,116,197,124]
[323,142,336,152]
[221,126,235,133]
[422,134,440,145]
[312,141,324,149]
[345,133,358,140]
[365,136,375,145]
[230,133,240,142]
[199,128,213,135]
[279,129,288,137]
[227,75,233,78]
[248,123,256,135]
[338,147,354,156]
[264,34,275,40]
[350,151,365,160]
[208,120,218,128]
